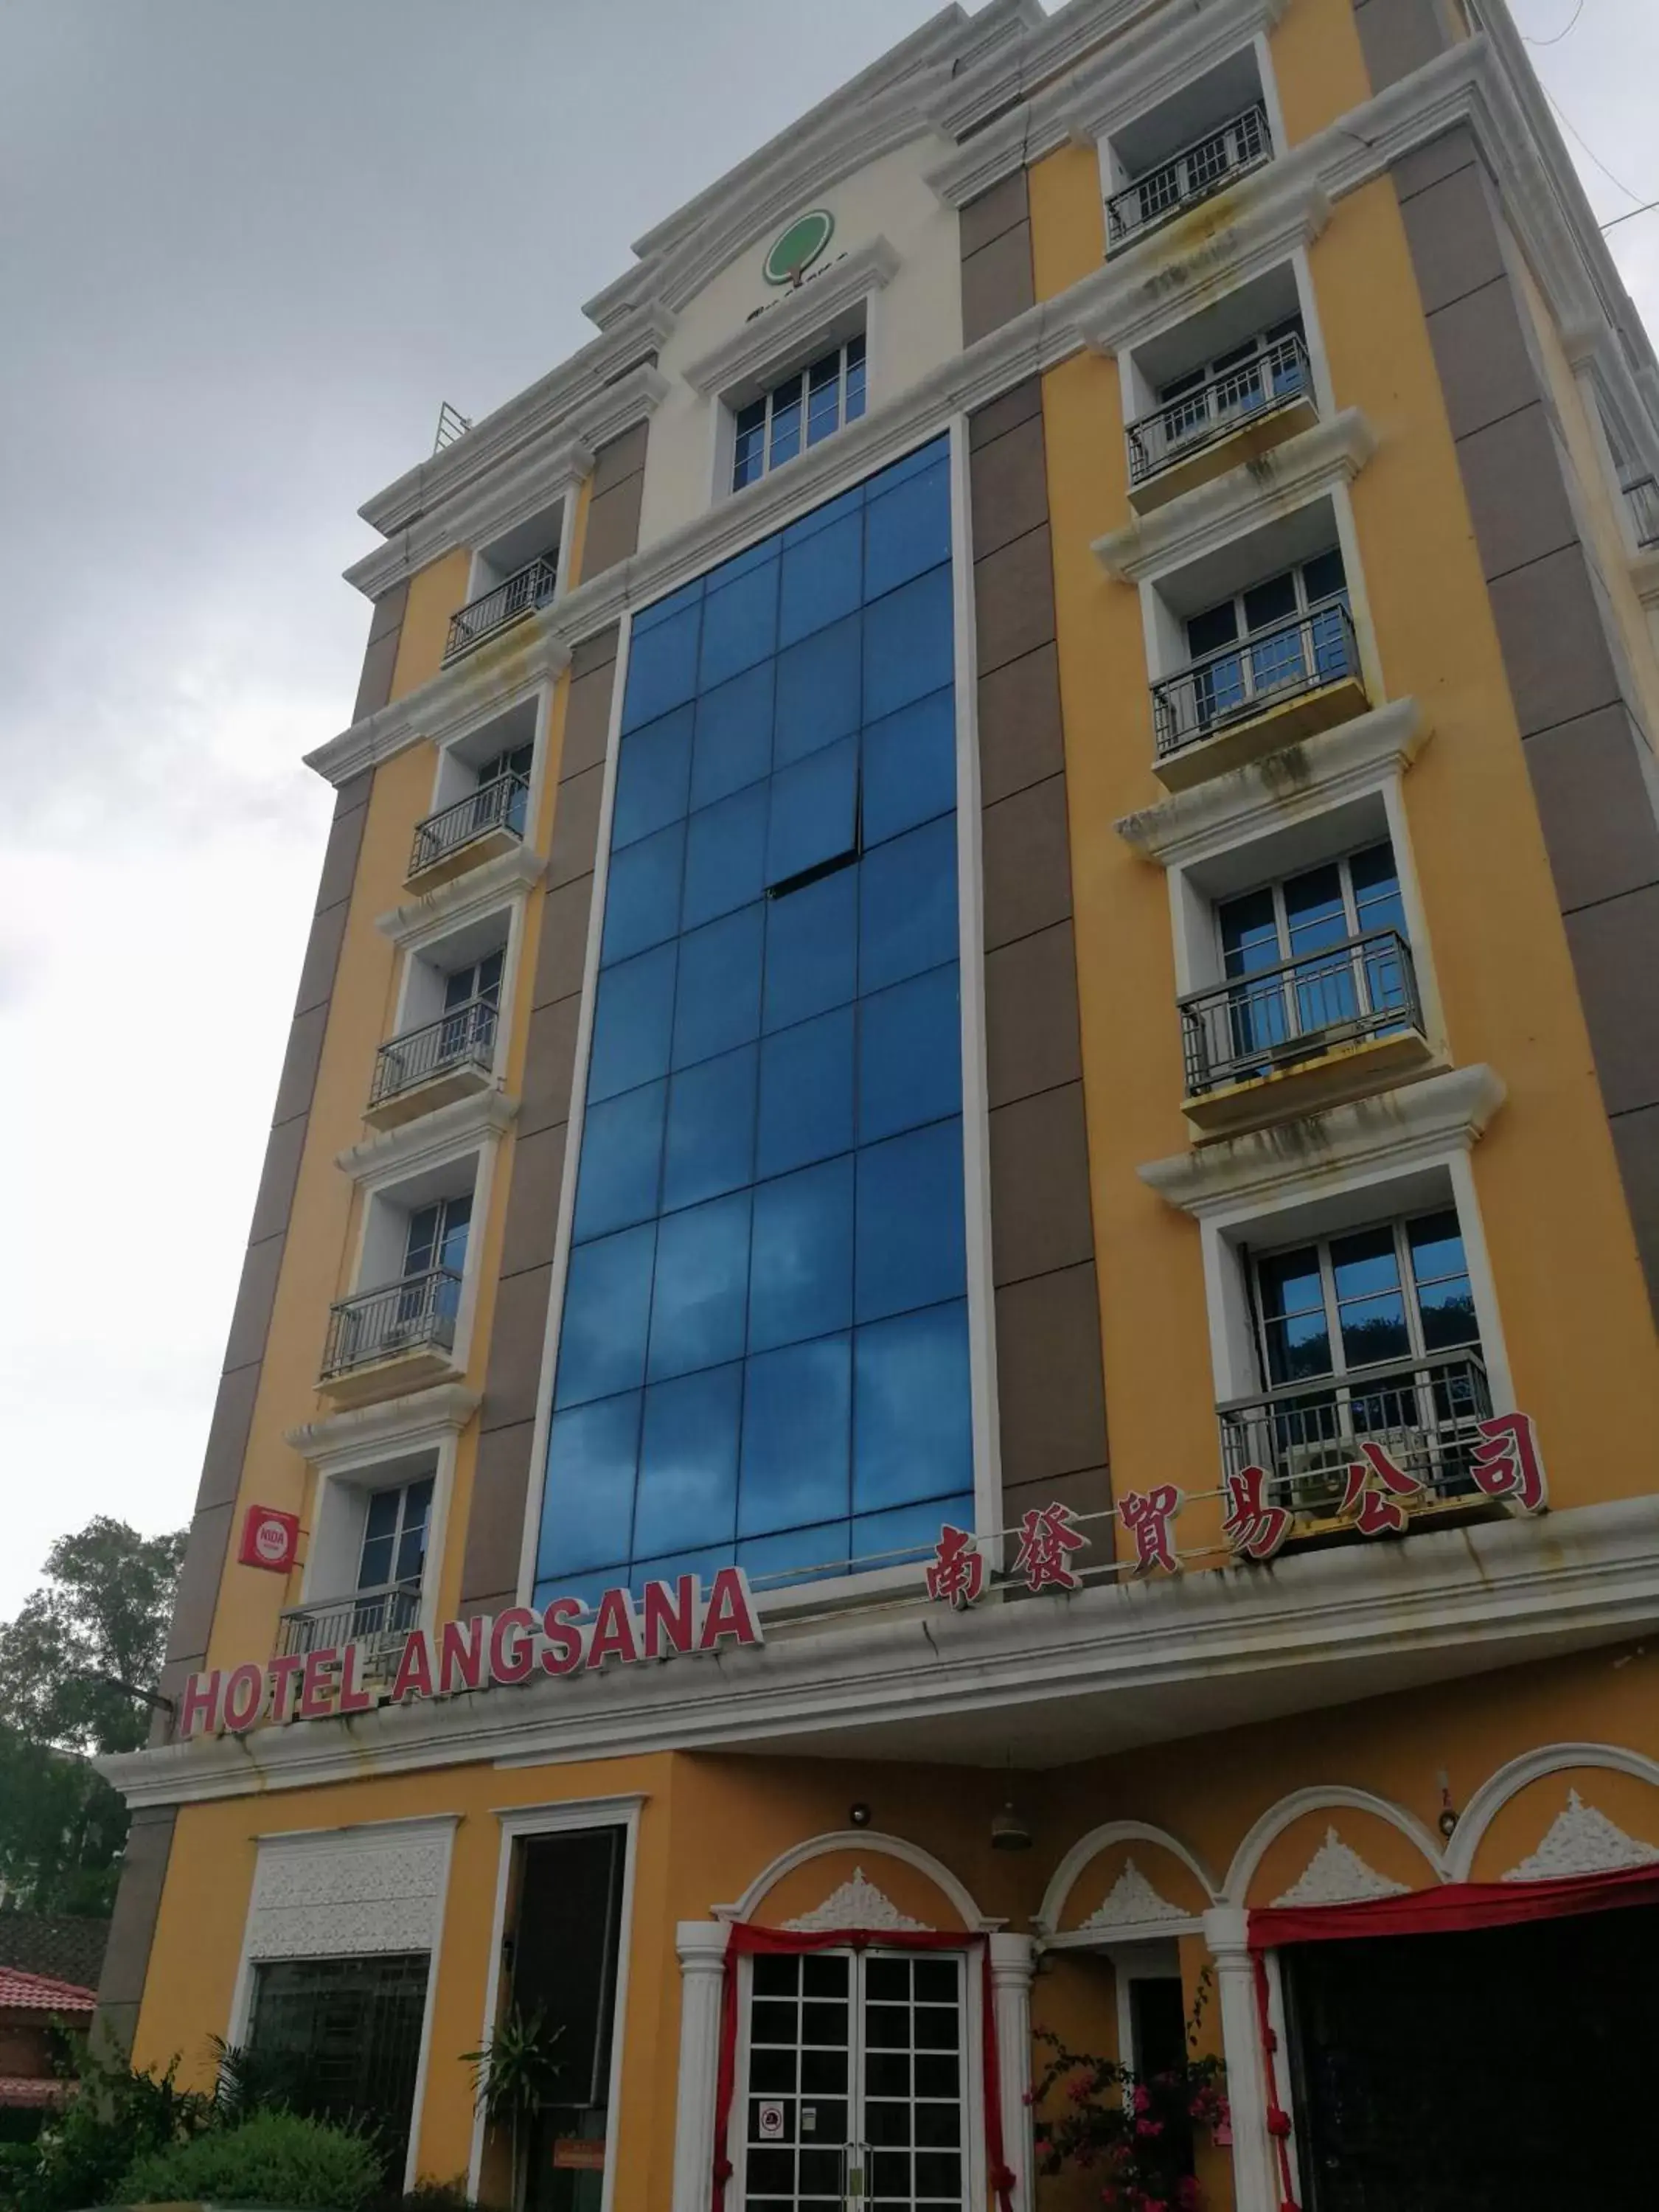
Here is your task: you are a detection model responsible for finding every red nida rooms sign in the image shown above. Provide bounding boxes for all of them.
[178,1568,762,1741]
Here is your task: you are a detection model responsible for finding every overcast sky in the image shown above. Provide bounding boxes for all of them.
[0,0,1654,1621]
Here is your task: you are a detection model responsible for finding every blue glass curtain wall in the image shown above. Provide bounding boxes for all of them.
[535,437,973,1607]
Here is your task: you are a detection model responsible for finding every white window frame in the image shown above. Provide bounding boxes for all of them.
[345,1121,504,1382]
[727,330,870,497]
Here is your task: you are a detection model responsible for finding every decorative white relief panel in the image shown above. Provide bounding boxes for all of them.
[245,1820,454,1961]
[1078,1859,1187,1931]
[1272,1826,1411,1907]
[783,1867,929,1932]
[1502,1790,1659,1882]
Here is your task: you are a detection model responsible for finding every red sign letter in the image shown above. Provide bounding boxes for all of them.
[178,1670,221,1739]
[539,1598,585,1676]
[700,1568,762,1650]
[389,1630,434,1704]
[490,1608,539,1686]
[641,1576,698,1660]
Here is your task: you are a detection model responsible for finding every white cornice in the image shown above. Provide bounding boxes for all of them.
[1093,408,1377,582]
[924,0,1130,144]
[1060,0,1288,148]
[306,622,570,790]
[1138,1062,1506,1220]
[1115,699,1428,870]
[376,844,546,950]
[285,1386,482,1472]
[336,1087,518,1188]
[99,1495,1659,1808]
[681,239,900,396]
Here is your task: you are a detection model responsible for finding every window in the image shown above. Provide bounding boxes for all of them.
[1147,315,1307,462]
[537,437,967,1604]
[476,740,533,837]
[732,335,868,493]
[247,1953,429,2178]
[357,1477,433,1596]
[1182,547,1353,728]
[1108,102,1271,247]
[403,1194,470,1332]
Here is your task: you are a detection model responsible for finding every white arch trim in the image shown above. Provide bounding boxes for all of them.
[1444,1741,1659,1882]
[717,1829,993,1932]
[1224,1784,1444,1905]
[1037,1820,1220,1935]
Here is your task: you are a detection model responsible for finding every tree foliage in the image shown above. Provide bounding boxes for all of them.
[0,1517,185,1914]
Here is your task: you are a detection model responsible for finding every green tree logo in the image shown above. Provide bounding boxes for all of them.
[763,208,835,287]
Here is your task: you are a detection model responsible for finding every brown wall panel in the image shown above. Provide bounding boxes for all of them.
[1350,0,1447,94]
[94,1806,178,2057]
[580,425,649,582]
[350,580,409,723]
[961,172,1034,347]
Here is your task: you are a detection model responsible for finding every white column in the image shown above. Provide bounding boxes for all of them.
[671,1920,732,2212]
[1201,1908,1281,2212]
[988,1932,1036,2212]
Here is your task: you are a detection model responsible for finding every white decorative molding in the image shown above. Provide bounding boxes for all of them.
[1037,1821,1220,1934]
[1138,1063,1506,1220]
[719,1829,987,1930]
[314,622,571,789]
[681,238,900,396]
[1443,1742,1659,1881]
[1077,1857,1187,1931]
[1224,1785,1445,1903]
[376,842,546,950]
[243,1818,455,1961]
[1116,700,1427,872]
[1501,1790,1659,1882]
[336,1085,518,1187]
[783,1867,929,1932]
[1272,1826,1412,1907]
[1059,0,1289,150]
[1093,408,1377,584]
[285,1385,481,1470]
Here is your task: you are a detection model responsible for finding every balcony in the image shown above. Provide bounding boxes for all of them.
[1219,1352,1494,1531]
[1127,335,1316,512]
[407,773,529,891]
[319,1268,463,1406]
[364,999,498,1132]
[1622,470,1659,551]
[1107,103,1272,251]
[276,1579,423,1669]
[1178,928,1432,1133]
[1150,603,1368,789]
[442,556,557,664]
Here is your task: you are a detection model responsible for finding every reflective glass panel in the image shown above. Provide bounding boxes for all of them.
[634,1363,742,1553]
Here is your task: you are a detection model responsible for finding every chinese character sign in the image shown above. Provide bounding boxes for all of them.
[1222,1466,1292,1562]
[1119,1485,1184,1573]
[1470,1412,1548,1512]
[1013,1503,1088,1593]
[1338,1441,1422,1537]
[925,1526,985,1608]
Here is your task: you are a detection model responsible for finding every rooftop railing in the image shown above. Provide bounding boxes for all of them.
[369,998,498,1110]
[408,772,528,880]
[276,1579,423,1660]
[1151,601,1361,762]
[1218,1351,1492,1517]
[442,555,557,663]
[1107,102,1271,248]
[1179,928,1419,1096]
[321,1267,462,1380]
[1127,334,1312,486]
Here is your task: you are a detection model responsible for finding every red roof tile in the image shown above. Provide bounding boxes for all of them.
[0,1966,96,2014]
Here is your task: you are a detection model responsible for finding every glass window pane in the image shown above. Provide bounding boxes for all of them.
[538,1392,640,1576]
[855,1119,966,1324]
[572,1079,666,1242]
[858,964,961,1143]
[769,386,802,469]
[806,378,841,448]
[1338,1293,1411,1368]
[358,1531,393,1588]
[681,781,769,931]
[738,1516,852,1588]
[1330,1225,1402,1304]
[586,942,677,1104]
[621,608,700,731]
[763,865,858,1032]
[1302,546,1347,603]
[672,902,765,1070]
[1407,1210,1466,1284]
[611,706,693,849]
[404,1203,437,1274]
[661,1045,758,1214]
[774,613,861,767]
[1186,599,1239,658]
[779,511,863,647]
[601,821,684,966]
[863,563,953,723]
[749,1155,855,1351]
[692,662,773,810]
[862,687,956,848]
[1283,863,1349,956]
[737,1334,852,1537]
[854,1299,973,1514]
[863,456,952,602]
[1417,1274,1479,1351]
[634,1363,743,1554]
[364,1488,400,1542]
[860,815,959,993]
[1242,568,1298,633]
[700,556,779,691]
[757,1007,855,1180]
[765,734,858,888]
[647,1191,752,1382]
[845,346,866,423]
[854,1490,975,1571]
[626,1541,737,1600]
[554,1225,655,1408]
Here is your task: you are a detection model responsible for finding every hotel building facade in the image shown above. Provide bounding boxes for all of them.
[100,2,1659,2206]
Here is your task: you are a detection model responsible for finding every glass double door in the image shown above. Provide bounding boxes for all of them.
[740,1950,969,2212]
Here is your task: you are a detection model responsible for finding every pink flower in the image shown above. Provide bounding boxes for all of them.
[1021,2089,1036,2107]
[1132,2084,1152,2113]
[1068,2074,1092,2104]
[1135,2118,1164,2138]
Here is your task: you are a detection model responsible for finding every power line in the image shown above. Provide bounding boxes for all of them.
[1601,197,1659,234]
[1523,0,1586,47]
[1542,81,1644,206]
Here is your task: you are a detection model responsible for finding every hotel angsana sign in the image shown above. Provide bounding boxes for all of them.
[178,1568,762,1741]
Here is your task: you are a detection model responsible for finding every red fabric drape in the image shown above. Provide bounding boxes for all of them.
[1248,1856,1659,1950]
[710,1922,1015,2212]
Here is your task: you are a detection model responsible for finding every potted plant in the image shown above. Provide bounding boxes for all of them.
[462,2006,565,2211]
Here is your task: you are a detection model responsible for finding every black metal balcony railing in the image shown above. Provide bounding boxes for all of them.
[276,1579,423,1660]
[369,998,498,1109]
[408,773,529,878]
[1220,1352,1493,1516]
[1127,335,1312,486]
[1622,471,1659,550]
[1107,102,1272,248]
[321,1267,463,1380]
[1180,928,1419,1096]
[442,556,557,663]
[1152,602,1362,760]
